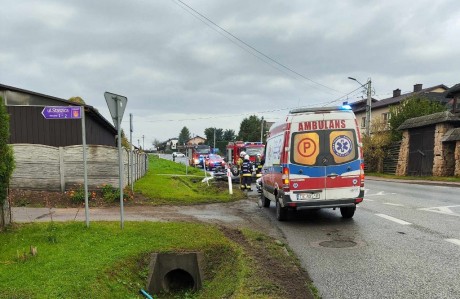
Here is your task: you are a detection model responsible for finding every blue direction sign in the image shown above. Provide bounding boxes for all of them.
[41,106,82,119]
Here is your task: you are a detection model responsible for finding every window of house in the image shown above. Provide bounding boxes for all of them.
[382,112,391,129]
[361,117,366,128]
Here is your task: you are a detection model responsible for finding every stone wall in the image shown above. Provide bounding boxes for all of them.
[10,144,148,191]
[433,124,456,176]
[396,130,410,176]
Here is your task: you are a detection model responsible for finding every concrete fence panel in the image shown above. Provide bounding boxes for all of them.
[10,144,147,191]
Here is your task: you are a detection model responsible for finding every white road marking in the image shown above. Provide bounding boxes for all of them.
[445,239,460,247]
[383,203,404,207]
[364,199,374,202]
[419,205,460,218]
[376,214,412,225]
[366,191,397,197]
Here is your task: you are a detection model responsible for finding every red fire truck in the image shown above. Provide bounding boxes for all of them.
[226,141,265,175]
[187,144,211,167]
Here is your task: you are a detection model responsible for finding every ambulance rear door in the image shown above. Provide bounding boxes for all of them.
[323,111,361,200]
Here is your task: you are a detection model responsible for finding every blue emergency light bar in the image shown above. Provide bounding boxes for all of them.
[290,105,354,114]
[340,104,352,110]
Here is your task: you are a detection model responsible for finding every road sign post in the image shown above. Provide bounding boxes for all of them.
[104,92,128,229]
[42,106,90,227]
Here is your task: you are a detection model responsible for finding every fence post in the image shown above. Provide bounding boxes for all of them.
[59,147,65,192]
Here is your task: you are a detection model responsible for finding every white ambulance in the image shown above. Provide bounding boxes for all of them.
[259,105,365,221]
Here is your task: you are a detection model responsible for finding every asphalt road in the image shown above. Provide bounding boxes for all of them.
[259,179,460,299]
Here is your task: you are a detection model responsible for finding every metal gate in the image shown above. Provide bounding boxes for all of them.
[408,126,435,176]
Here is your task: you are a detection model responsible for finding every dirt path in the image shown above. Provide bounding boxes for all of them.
[12,197,283,239]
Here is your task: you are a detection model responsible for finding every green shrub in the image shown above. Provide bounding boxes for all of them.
[0,96,15,226]
[69,186,88,203]
[101,184,118,202]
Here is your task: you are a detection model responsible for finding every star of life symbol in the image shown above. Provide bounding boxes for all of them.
[332,135,352,157]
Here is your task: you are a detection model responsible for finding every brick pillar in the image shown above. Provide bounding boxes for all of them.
[396,130,410,176]
[433,124,455,176]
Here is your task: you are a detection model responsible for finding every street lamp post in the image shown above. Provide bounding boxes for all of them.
[348,77,372,135]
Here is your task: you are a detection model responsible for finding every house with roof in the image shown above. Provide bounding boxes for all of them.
[1,83,147,191]
[396,84,460,177]
[352,83,449,134]
[1,83,116,146]
[186,135,206,145]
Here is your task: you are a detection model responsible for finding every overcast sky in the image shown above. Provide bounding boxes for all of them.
[2,0,459,147]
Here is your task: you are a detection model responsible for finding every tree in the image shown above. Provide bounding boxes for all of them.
[0,96,15,228]
[178,126,191,145]
[362,119,392,173]
[152,138,161,148]
[68,96,86,104]
[238,115,263,141]
[389,96,446,140]
[223,129,236,141]
[204,127,224,145]
[120,129,130,150]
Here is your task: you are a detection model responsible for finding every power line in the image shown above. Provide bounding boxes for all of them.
[170,0,305,87]
[121,85,367,124]
[171,0,342,95]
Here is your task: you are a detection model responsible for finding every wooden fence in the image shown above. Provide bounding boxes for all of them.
[10,144,147,191]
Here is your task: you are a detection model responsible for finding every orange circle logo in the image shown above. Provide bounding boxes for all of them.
[297,138,317,157]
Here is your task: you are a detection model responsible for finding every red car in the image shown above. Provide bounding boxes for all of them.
[205,154,226,170]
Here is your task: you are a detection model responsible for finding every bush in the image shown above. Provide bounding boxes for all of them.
[0,96,15,226]
[389,95,446,140]
[68,186,88,203]
[101,184,118,202]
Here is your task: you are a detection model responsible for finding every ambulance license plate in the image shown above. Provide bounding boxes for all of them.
[297,193,320,200]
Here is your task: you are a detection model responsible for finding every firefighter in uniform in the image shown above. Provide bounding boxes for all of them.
[240,154,253,190]
[255,153,263,181]
[237,151,246,169]
[236,151,246,184]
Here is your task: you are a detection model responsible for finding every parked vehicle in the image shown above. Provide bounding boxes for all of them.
[187,144,211,167]
[226,141,265,175]
[259,105,365,221]
[205,154,226,170]
[172,152,185,157]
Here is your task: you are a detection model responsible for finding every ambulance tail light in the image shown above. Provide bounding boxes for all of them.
[282,167,290,190]
[360,162,365,188]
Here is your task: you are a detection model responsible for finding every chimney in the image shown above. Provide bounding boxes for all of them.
[414,84,423,92]
[393,89,401,97]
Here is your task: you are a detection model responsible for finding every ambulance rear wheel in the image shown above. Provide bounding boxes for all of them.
[276,200,288,221]
[259,192,270,208]
[340,206,356,219]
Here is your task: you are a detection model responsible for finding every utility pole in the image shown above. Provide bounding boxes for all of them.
[260,116,264,143]
[365,78,372,136]
[348,76,372,136]
[142,135,145,150]
[213,128,216,151]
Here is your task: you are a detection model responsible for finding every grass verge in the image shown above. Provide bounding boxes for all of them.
[134,155,245,204]
[0,222,313,299]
